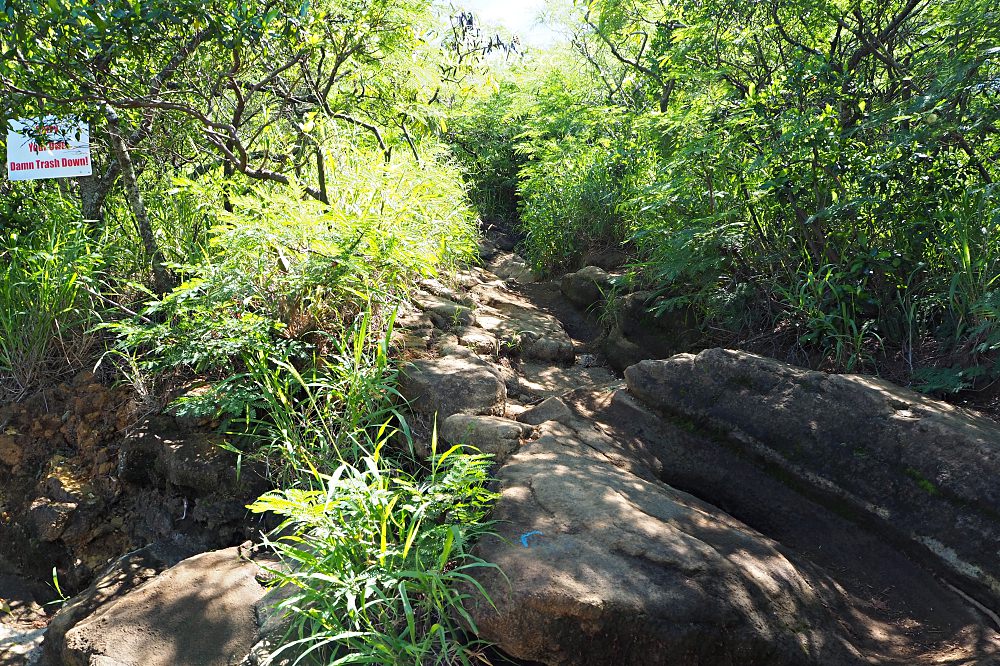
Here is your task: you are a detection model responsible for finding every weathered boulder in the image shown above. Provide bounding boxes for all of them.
[625,348,1000,603]
[418,278,473,306]
[494,233,518,252]
[41,537,204,666]
[477,239,498,260]
[394,307,433,331]
[158,432,235,496]
[457,327,499,356]
[601,291,700,371]
[441,414,531,461]
[117,416,264,499]
[475,288,575,363]
[27,497,77,542]
[516,396,573,426]
[390,327,432,351]
[601,326,648,372]
[469,417,854,665]
[581,247,628,271]
[560,265,613,308]
[399,356,506,420]
[491,255,538,284]
[60,547,267,666]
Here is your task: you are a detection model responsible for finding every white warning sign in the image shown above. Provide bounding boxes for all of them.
[6,116,92,181]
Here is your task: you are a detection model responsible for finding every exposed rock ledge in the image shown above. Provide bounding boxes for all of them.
[468,413,861,665]
[625,348,1000,606]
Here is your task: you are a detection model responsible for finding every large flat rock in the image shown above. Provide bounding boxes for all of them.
[60,547,266,666]
[40,537,203,666]
[469,416,857,665]
[474,286,575,362]
[625,348,1000,604]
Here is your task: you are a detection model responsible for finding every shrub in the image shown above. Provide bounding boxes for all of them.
[108,141,478,424]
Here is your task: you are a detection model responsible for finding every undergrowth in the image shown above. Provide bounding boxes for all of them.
[0,202,103,401]
[249,432,498,666]
[98,142,496,662]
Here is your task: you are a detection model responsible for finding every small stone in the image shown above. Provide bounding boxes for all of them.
[458,327,499,356]
[491,255,538,284]
[414,293,476,329]
[477,239,498,260]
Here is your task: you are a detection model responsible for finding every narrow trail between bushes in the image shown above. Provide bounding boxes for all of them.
[2,233,999,666]
[391,230,1000,665]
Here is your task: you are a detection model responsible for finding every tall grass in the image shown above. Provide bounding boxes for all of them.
[109,141,478,422]
[0,216,102,400]
[229,308,409,484]
[249,435,498,666]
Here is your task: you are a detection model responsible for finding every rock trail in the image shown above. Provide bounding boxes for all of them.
[4,239,1000,665]
[397,242,1000,665]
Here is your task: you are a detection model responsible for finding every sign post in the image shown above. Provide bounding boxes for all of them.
[5,116,92,181]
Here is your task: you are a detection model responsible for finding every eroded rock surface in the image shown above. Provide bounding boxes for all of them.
[626,348,1000,604]
[474,286,575,362]
[399,356,507,419]
[41,537,203,666]
[490,254,538,284]
[599,291,699,371]
[469,414,859,666]
[441,414,532,462]
[59,547,267,666]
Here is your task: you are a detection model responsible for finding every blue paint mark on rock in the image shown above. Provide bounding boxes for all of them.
[520,530,543,547]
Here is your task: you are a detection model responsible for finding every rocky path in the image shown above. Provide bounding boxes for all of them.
[396,242,1000,665]
[5,240,1000,665]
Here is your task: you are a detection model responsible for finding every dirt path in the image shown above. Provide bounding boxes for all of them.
[471,248,1000,664]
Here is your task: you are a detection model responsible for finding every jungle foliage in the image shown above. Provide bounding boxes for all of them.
[453,0,1000,389]
[1,2,502,662]
[4,0,1000,660]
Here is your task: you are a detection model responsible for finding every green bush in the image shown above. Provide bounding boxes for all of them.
[108,142,478,423]
[514,72,649,271]
[451,1,1000,387]
[448,82,526,222]
[227,309,405,484]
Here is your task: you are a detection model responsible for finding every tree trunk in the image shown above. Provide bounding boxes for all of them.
[315,144,328,204]
[105,108,172,295]
[79,172,112,223]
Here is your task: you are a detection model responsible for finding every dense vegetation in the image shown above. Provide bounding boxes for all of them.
[453,0,1000,391]
[1,1,505,662]
[2,0,999,661]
